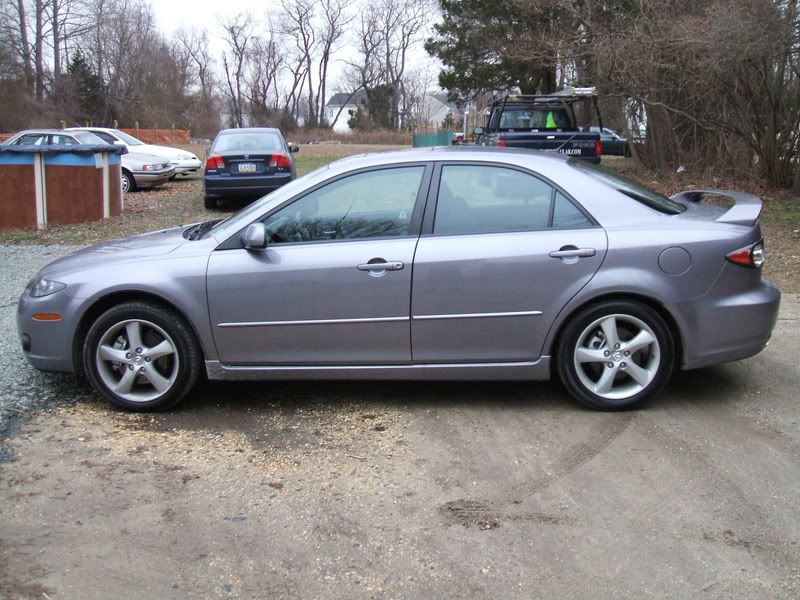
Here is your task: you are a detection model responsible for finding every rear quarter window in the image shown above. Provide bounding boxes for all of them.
[569,159,686,215]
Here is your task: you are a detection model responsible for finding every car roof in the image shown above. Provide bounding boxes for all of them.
[216,127,282,135]
[13,129,80,135]
[326,145,572,171]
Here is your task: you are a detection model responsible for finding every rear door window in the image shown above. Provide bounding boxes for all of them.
[433,165,592,235]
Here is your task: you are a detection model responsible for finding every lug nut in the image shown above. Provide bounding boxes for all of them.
[128,365,134,370]
[136,347,142,354]
[614,343,620,349]
[624,351,630,356]
[621,362,627,369]
[145,357,151,362]
[139,367,146,373]
[125,352,131,359]
[607,362,614,368]
[604,350,610,357]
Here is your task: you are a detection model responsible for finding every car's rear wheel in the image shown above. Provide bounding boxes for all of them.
[121,169,135,193]
[557,300,674,410]
[83,302,202,411]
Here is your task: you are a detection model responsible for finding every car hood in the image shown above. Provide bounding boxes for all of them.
[40,226,188,276]
[134,144,197,160]
[122,151,173,169]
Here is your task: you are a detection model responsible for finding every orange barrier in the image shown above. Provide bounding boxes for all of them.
[120,128,191,144]
[0,129,191,145]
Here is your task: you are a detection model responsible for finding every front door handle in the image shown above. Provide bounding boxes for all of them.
[549,247,596,258]
[357,260,404,272]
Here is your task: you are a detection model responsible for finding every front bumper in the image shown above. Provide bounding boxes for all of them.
[17,290,81,372]
[172,158,202,175]
[133,167,175,189]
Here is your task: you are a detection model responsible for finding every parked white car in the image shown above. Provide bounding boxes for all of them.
[2,129,174,192]
[66,127,202,176]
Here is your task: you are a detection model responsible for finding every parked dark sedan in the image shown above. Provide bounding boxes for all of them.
[590,127,631,157]
[203,128,299,208]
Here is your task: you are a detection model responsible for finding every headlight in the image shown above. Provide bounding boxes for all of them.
[30,277,66,297]
[142,163,163,171]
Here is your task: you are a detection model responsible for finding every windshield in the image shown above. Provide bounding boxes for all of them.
[569,160,686,215]
[111,129,144,145]
[495,107,573,130]
[213,131,283,153]
[74,132,108,145]
[204,162,334,239]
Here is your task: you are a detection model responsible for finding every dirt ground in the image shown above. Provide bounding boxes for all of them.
[2,295,799,598]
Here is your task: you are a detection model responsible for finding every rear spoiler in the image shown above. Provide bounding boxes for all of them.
[670,189,763,226]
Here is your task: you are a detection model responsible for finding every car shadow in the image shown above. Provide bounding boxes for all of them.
[132,364,748,441]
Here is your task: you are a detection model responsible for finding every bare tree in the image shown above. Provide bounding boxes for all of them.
[280,0,317,125]
[314,0,352,125]
[219,13,255,127]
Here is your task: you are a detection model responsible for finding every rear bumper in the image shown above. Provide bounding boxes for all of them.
[204,173,293,197]
[678,278,780,370]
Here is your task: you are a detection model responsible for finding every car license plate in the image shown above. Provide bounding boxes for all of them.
[238,163,256,174]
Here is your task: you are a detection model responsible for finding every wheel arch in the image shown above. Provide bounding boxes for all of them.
[547,292,685,374]
[72,290,207,374]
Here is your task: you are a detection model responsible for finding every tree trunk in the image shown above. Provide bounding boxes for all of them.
[17,0,34,96]
[52,0,61,88]
[35,0,44,102]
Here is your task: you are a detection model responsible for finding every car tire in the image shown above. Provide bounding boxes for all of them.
[121,169,136,193]
[556,300,674,410]
[83,301,202,412]
[204,195,218,209]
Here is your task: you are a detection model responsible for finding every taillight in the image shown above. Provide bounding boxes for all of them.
[205,155,225,170]
[726,240,764,268]
[497,139,506,148]
[595,139,602,158]
[270,154,291,168]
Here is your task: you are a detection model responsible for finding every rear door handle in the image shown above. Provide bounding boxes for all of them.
[549,247,596,258]
[357,260,404,272]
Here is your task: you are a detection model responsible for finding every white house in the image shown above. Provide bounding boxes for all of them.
[415,93,459,129]
[324,90,367,133]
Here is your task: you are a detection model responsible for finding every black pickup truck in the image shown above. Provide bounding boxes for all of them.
[479,90,603,164]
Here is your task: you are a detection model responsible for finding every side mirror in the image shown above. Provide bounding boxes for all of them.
[119,145,129,155]
[289,145,300,153]
[241,223,267,250]
[474,127,483,135]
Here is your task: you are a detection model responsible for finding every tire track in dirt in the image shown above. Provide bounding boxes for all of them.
[507,411,635,499]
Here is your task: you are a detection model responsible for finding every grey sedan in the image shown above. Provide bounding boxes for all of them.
[17,147,780,411]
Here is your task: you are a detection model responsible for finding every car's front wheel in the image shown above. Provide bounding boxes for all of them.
[557,300,674,410]
[121,169,135,193]
[83,302,202,411]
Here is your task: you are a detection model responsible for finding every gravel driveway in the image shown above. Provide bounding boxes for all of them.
[2,245,799,598]
[0,245,84,457]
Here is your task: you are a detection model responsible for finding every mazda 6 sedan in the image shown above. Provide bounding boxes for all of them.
[17,147,780,411]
